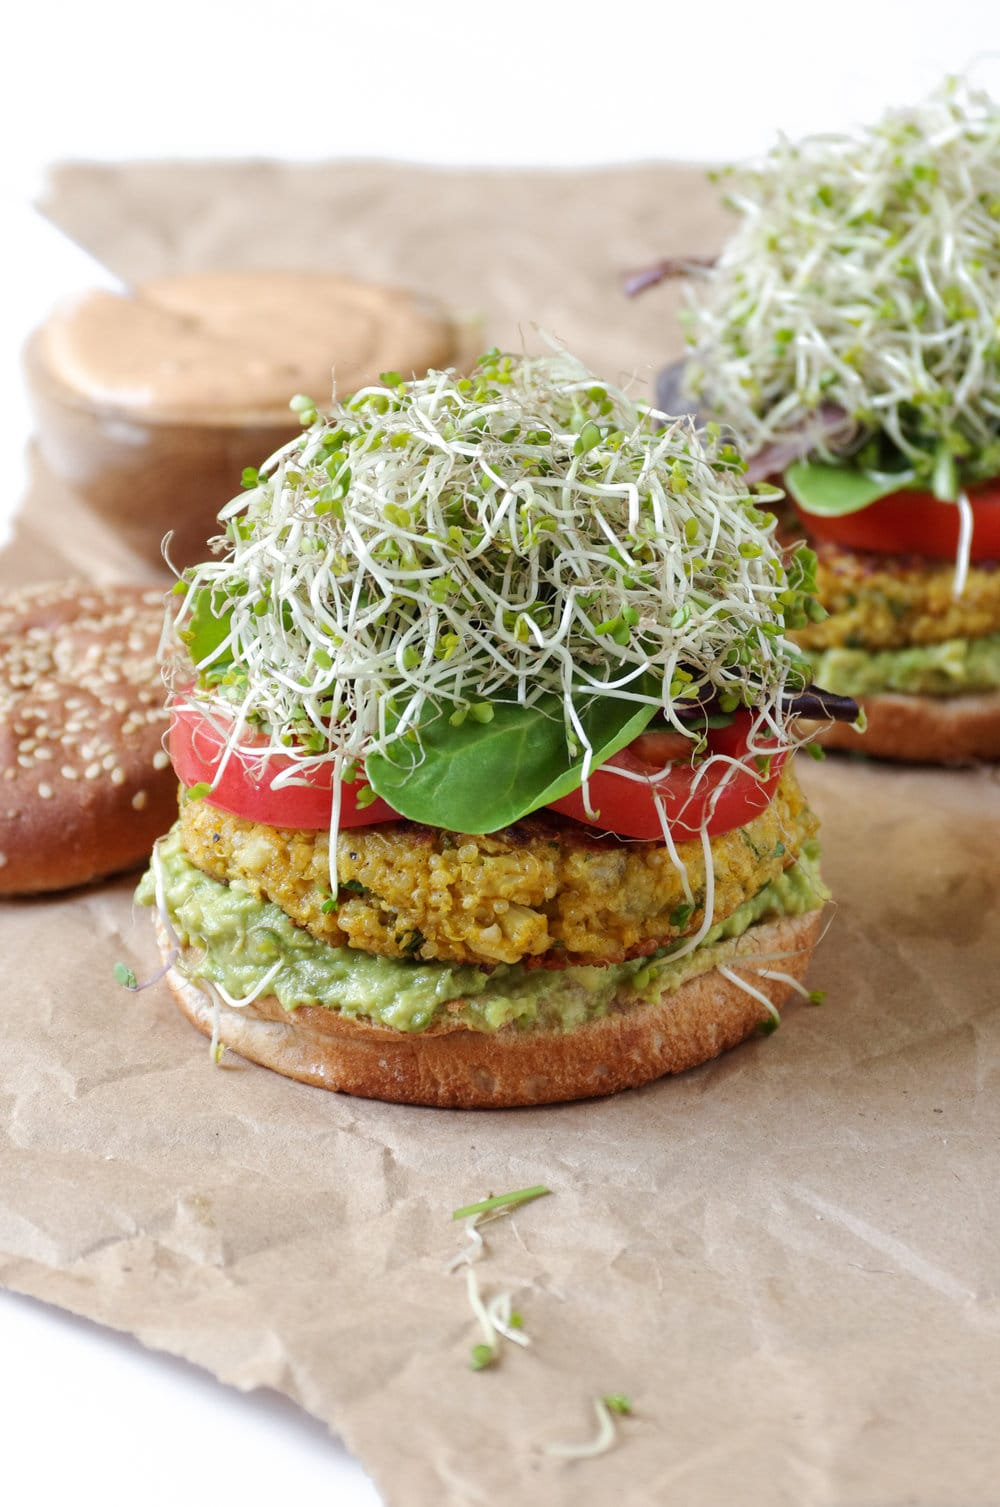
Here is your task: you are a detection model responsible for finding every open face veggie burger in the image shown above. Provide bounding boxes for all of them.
[138,349,856,1107]
[630,79,1000,762]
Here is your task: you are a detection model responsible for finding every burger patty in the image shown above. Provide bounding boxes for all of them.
[794,541,1000,652]
[178,767,816,969]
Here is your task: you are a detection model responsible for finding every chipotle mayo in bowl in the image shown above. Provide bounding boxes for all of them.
[24,270,458,572]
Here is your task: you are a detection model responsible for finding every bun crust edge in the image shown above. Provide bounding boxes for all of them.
[810,690,1000,764]
[157,910,823,1108]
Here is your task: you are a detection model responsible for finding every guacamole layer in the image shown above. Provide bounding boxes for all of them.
[138,828,827,1036]
[805,632,1000,697]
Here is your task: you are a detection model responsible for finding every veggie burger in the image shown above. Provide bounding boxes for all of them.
[631,79,1000,762]
[139,349,856,1107]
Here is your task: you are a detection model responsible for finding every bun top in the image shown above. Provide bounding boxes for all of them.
[0,580,175,893]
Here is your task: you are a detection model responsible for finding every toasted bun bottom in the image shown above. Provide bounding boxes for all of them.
[810,690,1000,764]
[157,910,823,1108]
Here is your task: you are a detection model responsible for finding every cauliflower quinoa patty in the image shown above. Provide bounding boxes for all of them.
[178,766,817,969]
[792,541,1000,652]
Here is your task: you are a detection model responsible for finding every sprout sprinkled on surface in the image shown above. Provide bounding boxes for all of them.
[545,1395,635,1460]
[683,78,1000,487]
[168,348,819,837]
[452,1185,550,1222]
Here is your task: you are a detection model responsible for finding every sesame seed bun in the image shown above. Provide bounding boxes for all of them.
[156,909,823,1108]
[0,580,176,894]
[809,690,1000,764]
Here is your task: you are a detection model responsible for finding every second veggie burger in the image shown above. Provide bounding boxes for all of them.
[636,79,1000,762]
[140,350,855,1106]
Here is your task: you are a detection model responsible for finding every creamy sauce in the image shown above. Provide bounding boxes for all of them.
[138,828,828,1035]
[39,271,454,421]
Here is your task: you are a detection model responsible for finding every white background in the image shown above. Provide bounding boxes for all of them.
[1,4,997,1504]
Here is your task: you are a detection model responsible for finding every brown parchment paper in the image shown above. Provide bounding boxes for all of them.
[2,161,999,1507]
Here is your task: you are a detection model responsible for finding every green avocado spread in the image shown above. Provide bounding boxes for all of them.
[138,828,827,1036]
[805,632,1000,697]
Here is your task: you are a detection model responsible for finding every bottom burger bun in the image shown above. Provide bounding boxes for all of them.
[809,690,1000,765]
[155,911,822,1109]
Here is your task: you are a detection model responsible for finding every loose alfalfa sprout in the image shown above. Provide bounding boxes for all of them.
[445,1187,638,1457]
[447,1185,549,1370]
[129,839,229,1061]
[167,348,819,859]
[683,78,1000,487]
[545,1394,635,1460]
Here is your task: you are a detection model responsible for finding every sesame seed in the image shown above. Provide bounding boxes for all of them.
[61,765,78,780]
[38,783,53,800]
[131,790,148,811]
[110,767,126,786]
[84,763,101,780]
[152,750,170,770]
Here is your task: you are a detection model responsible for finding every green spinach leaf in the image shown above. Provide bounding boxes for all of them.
[365,691,659,833]
[179,587,236,676]
[785,460,917,517]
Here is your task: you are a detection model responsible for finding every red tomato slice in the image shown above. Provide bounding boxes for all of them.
[627,729,693,765]
[169,701,400,829]
[546,711,787,841]
[793,480,1000,561]
[169,703,784,841]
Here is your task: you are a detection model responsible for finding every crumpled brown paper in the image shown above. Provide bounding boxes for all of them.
[1,161,999,1507]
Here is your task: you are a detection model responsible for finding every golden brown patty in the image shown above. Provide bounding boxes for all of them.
[794,540,1000,652]
[178,767,816,968]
